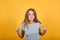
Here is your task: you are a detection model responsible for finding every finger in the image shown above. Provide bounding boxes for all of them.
[44,27,47,30]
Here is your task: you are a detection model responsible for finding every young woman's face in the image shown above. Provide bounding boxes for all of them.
[28,10,35,21]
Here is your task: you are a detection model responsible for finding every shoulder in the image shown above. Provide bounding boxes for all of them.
[35,22,41,25]
[21,22,25,30]
[35,22,42,27]
[21,22,25,25]
[21,22,25,28]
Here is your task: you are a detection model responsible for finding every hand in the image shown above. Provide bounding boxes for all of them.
[43,25,47,31]
[16,27,20,33]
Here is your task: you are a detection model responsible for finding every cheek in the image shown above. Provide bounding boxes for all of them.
[28,15,30,19]
[32,15,35,19]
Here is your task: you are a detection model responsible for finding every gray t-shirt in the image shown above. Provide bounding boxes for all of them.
[21,22,41,40]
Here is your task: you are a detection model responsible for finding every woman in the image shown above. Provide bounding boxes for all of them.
[16,8,47,40]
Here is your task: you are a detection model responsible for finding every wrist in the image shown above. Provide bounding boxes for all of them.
[16,31,19,34]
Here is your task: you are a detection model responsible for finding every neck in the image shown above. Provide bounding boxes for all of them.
[29,20,34,24]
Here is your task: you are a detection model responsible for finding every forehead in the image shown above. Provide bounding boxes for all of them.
[28,10,34,14]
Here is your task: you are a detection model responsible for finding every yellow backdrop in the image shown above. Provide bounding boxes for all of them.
[0,0,60,40]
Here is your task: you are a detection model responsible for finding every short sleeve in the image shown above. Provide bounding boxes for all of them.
[38,23,41,28]
[21,23,25,30]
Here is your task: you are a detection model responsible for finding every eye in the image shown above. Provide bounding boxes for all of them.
[28,14,31,15]
[32,14,34,15]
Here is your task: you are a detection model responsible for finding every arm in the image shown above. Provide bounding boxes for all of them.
[39,25,47,36]
[16,28,25,38]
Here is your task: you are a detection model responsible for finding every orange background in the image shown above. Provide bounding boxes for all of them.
[0,0,60,40]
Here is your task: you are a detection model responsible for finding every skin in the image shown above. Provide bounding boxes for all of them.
[16,10,47,38]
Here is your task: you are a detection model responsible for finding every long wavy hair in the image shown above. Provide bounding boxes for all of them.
[23,8,41,27]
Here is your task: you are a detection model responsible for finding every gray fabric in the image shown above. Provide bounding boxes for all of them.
[22,22,41,40]
[25,34,40,40]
